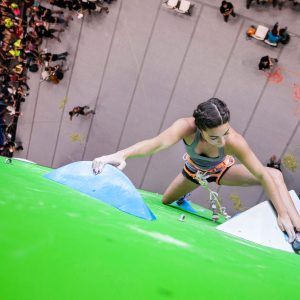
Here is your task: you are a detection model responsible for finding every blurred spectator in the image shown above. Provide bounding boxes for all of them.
[48,0,74,10]
[246,0,259,9]
[0,140,23,158]
[41,63,69,83]
[48,0,87,11]
[32,20,64,43]
[291,0,300,6]
[247,0,287,8]
[267,155,282,171]
[276,1,286,9]
[258,55,278,71]
[220,1,236,23]
[279,27,290,44]
[69,106,96,120]
[30,4,73,27]
[271,22,279,36]
[79,0,109,16]
[39,49,69,64]
[265,22,281,44]
[246,25,256,38]
[103,0,116,4]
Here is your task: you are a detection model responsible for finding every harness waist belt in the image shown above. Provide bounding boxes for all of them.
[183,153,235,184]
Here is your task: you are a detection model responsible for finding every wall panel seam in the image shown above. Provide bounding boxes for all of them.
[114,1,162,153]
[50,19,84,167]
[139,3,204,189]
[82,0,123,160]
[213,19,245,98]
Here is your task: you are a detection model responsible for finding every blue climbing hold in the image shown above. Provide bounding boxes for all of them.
[170,198,198,214]
[44,161,156,221]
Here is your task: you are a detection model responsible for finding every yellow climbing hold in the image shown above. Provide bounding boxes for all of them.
[282,154,299,172]
[59,97,68,109]
[229,193,243,212]
[70,133,83,143]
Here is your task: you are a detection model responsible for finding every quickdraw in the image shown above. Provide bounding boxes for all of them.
[4,158,12,164]
[183,153,234,222]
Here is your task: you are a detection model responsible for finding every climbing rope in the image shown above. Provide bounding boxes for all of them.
[195,170,231,222]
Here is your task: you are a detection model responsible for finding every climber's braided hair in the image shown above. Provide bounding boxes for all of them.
[193,98,230,131]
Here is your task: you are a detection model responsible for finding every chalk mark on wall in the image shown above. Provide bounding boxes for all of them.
[265,67,300,116]
[293,84,300,115]
[265,67,284,84]
[59,96,68,109]
[282,153,299,172]
[70,133,84,143]
[229,193,245,212]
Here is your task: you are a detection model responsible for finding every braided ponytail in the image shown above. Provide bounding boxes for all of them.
[193,98,230,130]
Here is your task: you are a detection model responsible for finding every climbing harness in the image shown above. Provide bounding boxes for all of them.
[183,153,234,221]
[183,153,235,184]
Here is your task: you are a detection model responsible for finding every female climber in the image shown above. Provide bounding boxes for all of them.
[92,98,300,243]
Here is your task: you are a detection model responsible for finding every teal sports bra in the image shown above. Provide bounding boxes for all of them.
[183,129,226,170]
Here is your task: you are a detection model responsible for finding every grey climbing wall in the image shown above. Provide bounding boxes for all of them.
[16,0,300,214]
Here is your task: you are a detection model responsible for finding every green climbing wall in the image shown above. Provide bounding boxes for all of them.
[0,157,299,300]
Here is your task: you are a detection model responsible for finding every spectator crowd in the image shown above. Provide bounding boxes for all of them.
[0,0,114,158]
